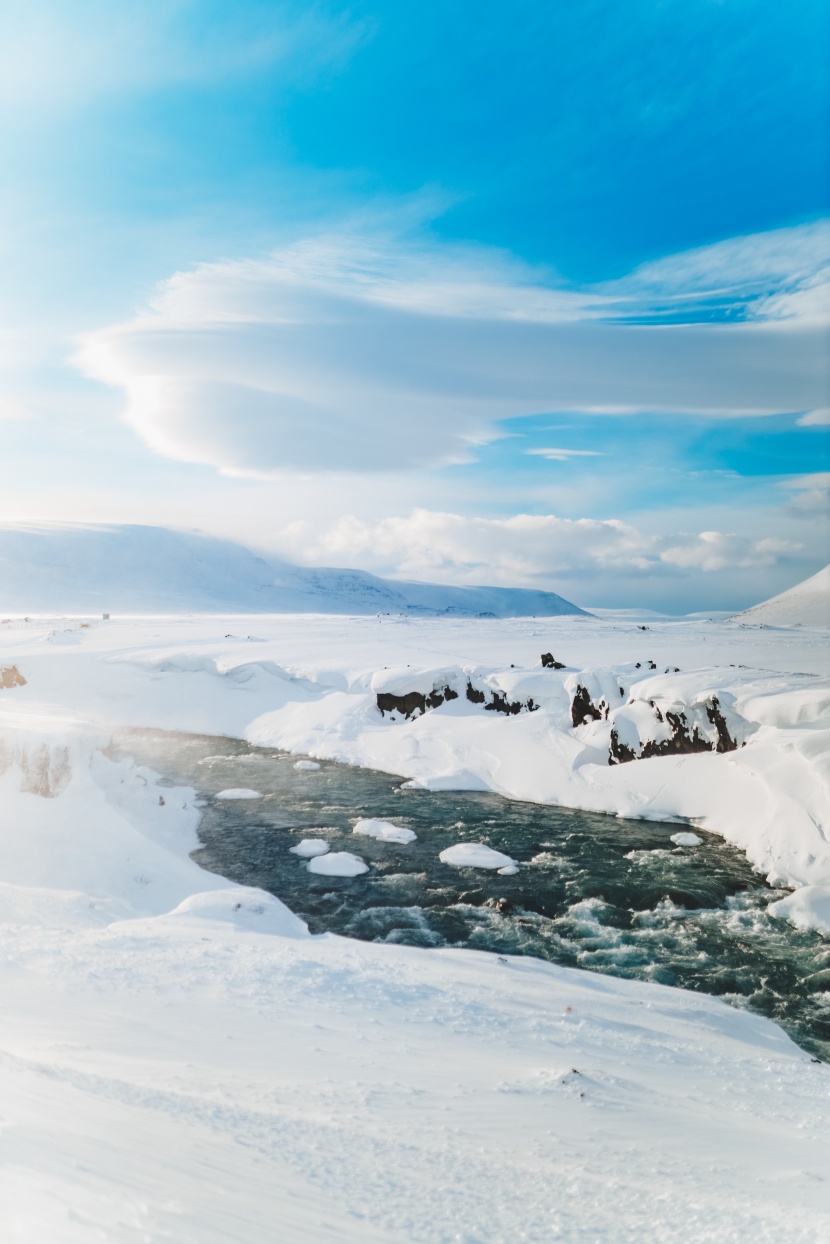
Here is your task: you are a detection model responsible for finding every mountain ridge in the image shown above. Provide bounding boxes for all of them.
[0,522,589,618]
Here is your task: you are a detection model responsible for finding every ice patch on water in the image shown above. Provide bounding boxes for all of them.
[308,852,368,877]
[215,788,262,799]
[290,839,330,858]
[439,843,517,870]
[671,832,703,847]
[353,818,416,844]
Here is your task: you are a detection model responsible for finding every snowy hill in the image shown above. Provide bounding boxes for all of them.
[0,523,588,617]
[733,564,830,628]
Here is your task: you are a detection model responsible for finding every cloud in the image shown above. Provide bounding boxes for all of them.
[781,472,830,520]
[797,407,830,426]
[606,220,830,325]
[0,2,363,113]
[0,398,33,421]
[76,226,830,476]
[526,447,603,461]
[270,508,804,587]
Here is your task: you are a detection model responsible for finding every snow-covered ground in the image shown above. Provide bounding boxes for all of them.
[1,609,829,1240]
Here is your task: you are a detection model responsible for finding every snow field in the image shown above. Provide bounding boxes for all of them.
[0,627,829,1240]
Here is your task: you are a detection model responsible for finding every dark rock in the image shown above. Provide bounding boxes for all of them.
[377,684,458,719]
[609,729,637,764]
[541,652,566,669]
[466,681,486,704]
[571,685,604,727]
[705,697,739,754]
[485,897,514,915]
[485,690,523,716]
[608,697,738,765]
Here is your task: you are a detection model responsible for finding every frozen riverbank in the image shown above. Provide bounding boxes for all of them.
[0,707,828,1241]
[2,610,828,927]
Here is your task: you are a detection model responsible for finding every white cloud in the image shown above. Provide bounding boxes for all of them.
[75,226,829,476]
[270,508,803,586]
[526,447,603,461]
[797,408,830,427]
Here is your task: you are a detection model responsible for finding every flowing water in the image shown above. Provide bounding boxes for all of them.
[114,729,830,1060]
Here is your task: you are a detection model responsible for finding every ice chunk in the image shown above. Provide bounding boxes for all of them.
[290,839,330,858]
[294,759,321,771]
[671,832,703,847]
[353,818,417,844]
[439,843,518,870]
[308,852,369,877]
[768,885,830,936]
[215,788,263,799]
[497,864,520,875]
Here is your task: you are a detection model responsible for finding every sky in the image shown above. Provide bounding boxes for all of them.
[0,0,828,612]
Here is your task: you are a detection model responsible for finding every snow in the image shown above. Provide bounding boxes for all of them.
[440,843,518,870]
[215,787,262,799]
[294,758,321,770]
[307,850,369,876]
[732,563,830,628]
[1,618,830,1239]
[671,831,703,846]
[352,817,417,843]
[768,885,830,936]
[289,838,330,857]
[0,521,586,618]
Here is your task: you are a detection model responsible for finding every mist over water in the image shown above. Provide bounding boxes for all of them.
[115,729,830,1061]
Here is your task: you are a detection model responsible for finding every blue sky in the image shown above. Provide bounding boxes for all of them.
[0,0,827,610]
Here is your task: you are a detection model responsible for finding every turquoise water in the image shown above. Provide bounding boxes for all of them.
[115,729,830,1060]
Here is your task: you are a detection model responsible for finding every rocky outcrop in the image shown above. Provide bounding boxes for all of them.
[571,685,606,727]
[376,685,459,719]
[541,653,566,669]
[0,665,26,689]
[609,696,740,765]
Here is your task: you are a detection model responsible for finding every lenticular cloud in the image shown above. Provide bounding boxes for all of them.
[75,228,829,476]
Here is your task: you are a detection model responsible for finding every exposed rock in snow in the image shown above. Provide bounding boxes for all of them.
[609,695,742,765]
[352,818,417,843]
[732,563,830,628]
[307,851,369,876]
[440,843,518,870]
[0,664,26,688]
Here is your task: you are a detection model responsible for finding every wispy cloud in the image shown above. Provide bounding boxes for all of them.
[75,224,829,477]
[526,447,603,461]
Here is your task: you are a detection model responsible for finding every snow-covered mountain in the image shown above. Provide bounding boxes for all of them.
[0,523,589,617]
[733,563,829,627]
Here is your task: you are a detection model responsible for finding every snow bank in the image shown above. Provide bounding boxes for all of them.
[2,634,830,1240]
[768,886,830,936]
